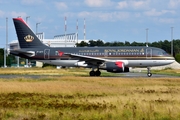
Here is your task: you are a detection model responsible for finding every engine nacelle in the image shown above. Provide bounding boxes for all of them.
[74,61,88,67]
[105,62,124,73]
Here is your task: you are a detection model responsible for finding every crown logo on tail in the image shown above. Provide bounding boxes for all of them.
[24,35,34,42]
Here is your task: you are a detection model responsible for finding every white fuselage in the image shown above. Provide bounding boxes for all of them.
[39,59,175,68]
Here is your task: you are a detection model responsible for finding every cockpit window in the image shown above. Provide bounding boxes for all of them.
[154,49,168,56]
[163,51,168,55]
[158,52,163,55]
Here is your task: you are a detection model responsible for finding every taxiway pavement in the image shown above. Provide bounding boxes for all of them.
[0,72,178,79]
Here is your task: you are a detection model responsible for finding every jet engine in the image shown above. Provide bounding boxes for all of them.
[106,61,129,73]
[74,61,88,67]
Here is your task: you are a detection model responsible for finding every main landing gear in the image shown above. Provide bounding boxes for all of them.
[89,68,101,76]
[147,67,152,77]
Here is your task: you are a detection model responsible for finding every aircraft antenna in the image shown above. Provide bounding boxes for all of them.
[171,27,173,56]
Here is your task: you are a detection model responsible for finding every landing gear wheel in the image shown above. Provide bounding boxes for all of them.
[147,73,152,77]
[95,70,101,76]
[147,67,152,77]
[89,71,95,76]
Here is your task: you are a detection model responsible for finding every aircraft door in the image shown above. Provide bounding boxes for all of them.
[146,48,152,59]
[44,49,50,59]
[104,51,108,57]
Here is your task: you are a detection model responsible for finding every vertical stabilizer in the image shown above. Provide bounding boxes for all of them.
[13,18,48,49]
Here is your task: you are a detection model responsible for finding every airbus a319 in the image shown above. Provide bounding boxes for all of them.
[10,18,175,77]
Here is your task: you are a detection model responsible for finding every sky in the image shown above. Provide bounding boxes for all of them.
[0,0,180,48]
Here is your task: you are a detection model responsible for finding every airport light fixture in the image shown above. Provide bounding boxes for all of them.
[17,16,21,67]
[4,17,8,68]
[146,28,148,47]
[36,22,40,34]
[26,16,30,23]
[171,27,174,56]
[26,16,30,67]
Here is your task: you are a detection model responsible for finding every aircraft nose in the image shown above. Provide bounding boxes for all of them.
[169,57,175,63]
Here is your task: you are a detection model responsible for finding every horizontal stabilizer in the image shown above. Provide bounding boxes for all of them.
[10,49,35,57]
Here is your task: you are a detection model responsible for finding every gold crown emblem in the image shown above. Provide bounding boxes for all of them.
[24,35,34,42]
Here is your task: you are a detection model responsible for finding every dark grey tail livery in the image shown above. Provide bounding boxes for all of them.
[13,18,48,49]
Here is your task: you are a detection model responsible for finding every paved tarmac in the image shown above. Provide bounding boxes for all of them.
[0,74,51,79]
[0,72,178,79]
[120,72,177,78]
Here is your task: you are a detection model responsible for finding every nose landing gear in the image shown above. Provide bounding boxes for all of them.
[147,67,152,77]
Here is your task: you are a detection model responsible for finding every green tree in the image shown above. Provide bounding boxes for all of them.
[131,41,139,46]
[125,41,130,46]
[175,54,180,63]
[76,41,88,47]
[89,40,97,47]
[0,48,16,67]
[0,49,5,66]
[151,41,161,48]
[173,39,180,56]
[96,39,104,46]
[104,42,112,46]
[162,40,171,54]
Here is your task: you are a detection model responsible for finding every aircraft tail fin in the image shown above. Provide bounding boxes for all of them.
[13,18,48,49]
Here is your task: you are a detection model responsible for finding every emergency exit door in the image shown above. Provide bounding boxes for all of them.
[44,49,50,59]
[146,48,152,59]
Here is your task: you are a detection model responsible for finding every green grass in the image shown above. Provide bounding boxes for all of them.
[0,67,122,77]
[152,68,180,76]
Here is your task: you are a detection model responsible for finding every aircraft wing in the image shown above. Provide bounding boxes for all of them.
[65,53,110,65]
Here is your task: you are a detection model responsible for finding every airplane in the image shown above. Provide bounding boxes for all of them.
[10,18,175,77]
